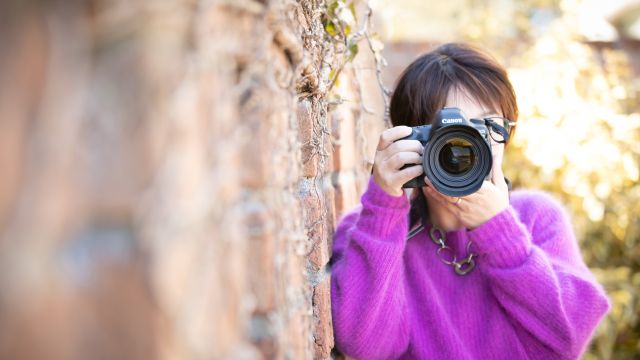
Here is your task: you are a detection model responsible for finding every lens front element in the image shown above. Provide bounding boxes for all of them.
[439,139,474,175]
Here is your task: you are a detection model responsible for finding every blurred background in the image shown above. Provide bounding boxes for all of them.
[371,0,640,358]
[0,0,638,359]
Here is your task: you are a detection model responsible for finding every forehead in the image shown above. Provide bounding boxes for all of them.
[444,87,501,118]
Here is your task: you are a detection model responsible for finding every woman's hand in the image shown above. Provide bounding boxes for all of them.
[372,126,424,197]
[423,147,510,229]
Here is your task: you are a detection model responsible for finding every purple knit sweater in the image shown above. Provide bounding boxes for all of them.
[330,177,610,359]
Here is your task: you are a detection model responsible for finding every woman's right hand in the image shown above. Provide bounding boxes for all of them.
[372,126,424,197]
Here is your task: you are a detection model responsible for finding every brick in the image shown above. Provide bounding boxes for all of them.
[298,99,319,178]
[312,276,334,358]
[245,197,276,313]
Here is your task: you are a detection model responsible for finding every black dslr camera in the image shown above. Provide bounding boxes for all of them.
[401,107,493,197]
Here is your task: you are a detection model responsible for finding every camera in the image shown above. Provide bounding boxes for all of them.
[400,107,493,197]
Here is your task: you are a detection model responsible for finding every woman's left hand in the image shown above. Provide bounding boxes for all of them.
[423,149,510,230]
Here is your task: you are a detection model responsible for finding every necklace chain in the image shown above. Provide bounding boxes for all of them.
[428,227,476,276]
[406,223,477,275]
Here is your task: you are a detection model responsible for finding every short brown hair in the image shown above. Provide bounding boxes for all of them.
[390,42,518,130]
[392,43,518,226]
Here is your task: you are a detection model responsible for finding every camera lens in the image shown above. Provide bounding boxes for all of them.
[423,126,492,197]
[438,139,474,175]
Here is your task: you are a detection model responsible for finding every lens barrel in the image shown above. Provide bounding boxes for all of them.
[423,126,492,197]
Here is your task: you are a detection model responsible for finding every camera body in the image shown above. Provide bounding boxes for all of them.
[401,107,493,197]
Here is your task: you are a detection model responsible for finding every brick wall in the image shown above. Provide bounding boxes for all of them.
[0,0,385,359]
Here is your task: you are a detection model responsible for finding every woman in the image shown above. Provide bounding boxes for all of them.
[329,43,610,359]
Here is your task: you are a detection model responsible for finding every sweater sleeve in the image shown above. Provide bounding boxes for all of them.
[467,191,611,360]
[330,177,411,359]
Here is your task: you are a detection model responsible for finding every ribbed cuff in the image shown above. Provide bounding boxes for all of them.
[356,177,410,240]
[467,207,532,268]
[364,176,409,209]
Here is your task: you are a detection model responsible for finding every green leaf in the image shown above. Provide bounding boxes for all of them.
[347,42,359,61]
[327,0,339,17]
[348,2,357,24]
[324,21,338,37]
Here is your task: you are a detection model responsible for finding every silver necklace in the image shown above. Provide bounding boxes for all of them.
[408,223,476,275]
[429,227,476,275]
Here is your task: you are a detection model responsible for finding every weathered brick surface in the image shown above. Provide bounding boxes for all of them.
[0,0,386,359]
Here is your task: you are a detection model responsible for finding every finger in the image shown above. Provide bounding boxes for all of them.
[387,151,422,170]
[395,164,424,184]
[423,177,455,204]
[422,184,447,205]
[383,140,423,157]
[377,126,412,151]
[473,180,493,191]
[469,181,495,198]
[423,177,472,209]
[455,196,471,211]
[423,185,461,214]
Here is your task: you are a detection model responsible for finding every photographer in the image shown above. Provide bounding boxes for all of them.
[329,43,610,359]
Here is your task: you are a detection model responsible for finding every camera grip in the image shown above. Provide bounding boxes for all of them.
[402,174,425,188]
[397,125,431,188]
